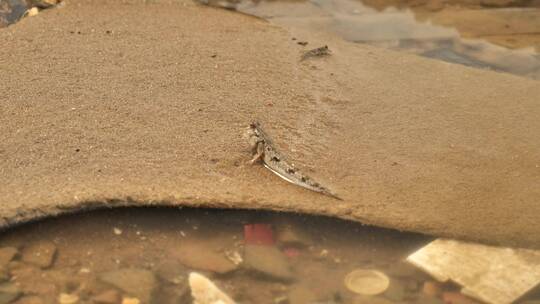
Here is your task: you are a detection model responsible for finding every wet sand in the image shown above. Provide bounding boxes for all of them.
[0,0,539,248]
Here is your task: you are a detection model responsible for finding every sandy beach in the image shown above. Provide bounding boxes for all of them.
[1,0,539,248]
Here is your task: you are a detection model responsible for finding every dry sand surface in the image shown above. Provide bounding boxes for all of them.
[0,0,539,248]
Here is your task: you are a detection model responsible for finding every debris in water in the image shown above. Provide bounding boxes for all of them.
[245,121,341,200]
[301,45,331,61]
[407,238,540,304]
[224,250,243,265]
[189,272,236,304]
[113,227,122,235]
[244,223,274,246]
[344,269,390,296]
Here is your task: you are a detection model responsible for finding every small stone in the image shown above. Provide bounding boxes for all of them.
[99,269,156,303]
[91,290,120,304]
[243,245,293,281]
[422,281,442,298]
[174,243,237,274]
[224,251,242,266]
[189,272,236,304]
[0,283,21,304]
[26,7,39,17]
[21,241,57,269]
[276,226,312,248]
[383,280,406,302]
[121,298,140,304]
[113,228,122,235]
[58,293,78,304]
[273,296,288,304]
[0,248,18,266]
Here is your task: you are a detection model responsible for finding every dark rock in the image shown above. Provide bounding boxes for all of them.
[0,0,27,27]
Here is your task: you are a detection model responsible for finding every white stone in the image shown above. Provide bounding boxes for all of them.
[189,272,236,304]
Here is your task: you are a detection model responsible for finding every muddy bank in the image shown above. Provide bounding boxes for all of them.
[0,0,539,248]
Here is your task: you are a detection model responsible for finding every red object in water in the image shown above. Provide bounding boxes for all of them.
[244,224,274,246]
[283,247,301,258]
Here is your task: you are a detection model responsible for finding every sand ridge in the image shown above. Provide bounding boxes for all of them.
[0,0,539,247]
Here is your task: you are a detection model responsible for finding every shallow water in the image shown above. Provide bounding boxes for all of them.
[227,0,540,79]
[0,207,538,303]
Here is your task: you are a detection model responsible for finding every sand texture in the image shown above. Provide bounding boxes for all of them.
[1,0,539,247]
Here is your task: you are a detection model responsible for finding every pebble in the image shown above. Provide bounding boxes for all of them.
[243,245,293,281]
[26,7,39,17]
[58,293,79,304]
[0,283,21,304]
[174,243,237,274]
[99,269,156,303]
[189,272,236,304]
[91,289,120,304]
[422,281,443,297]
[0,248,18,267]
[121,298,140,304]
[276,226,312,247]
[21,241,57,269]
[113,228,122,235]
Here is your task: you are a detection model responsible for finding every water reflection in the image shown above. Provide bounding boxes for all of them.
[233,0,540,79]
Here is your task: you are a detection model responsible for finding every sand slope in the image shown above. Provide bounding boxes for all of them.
[1,0,539,247]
